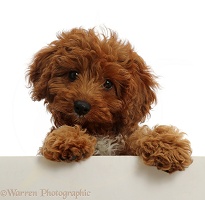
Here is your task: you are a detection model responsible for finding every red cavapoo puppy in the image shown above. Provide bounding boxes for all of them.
[27,27,192,173]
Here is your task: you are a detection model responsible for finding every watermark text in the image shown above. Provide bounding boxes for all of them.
[0,188,91,199]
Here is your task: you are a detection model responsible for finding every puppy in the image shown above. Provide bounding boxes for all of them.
[27,27,192,173]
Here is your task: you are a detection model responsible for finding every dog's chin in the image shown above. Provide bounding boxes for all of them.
[72,115,107,126]
[70,112,115,132]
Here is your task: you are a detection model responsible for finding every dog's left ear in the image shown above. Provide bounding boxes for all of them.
[27,45,57,101]
[124,54,158,124]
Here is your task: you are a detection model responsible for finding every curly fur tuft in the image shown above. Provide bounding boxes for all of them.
[94,134,126,156]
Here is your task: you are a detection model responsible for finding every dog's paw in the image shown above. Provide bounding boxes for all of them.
[139,144,192,173]
[129,125,193,173]
[39,125,97,162]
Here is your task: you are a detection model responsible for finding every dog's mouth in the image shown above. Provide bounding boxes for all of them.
[73,111,113,126]
[73,113,88,124]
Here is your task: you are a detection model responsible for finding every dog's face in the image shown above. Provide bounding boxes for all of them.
[28,28,158,134]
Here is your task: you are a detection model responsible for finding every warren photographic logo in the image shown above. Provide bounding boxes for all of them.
[0,188,91,199]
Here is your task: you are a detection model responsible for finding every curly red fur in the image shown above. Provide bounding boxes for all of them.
[128,125,192,173]
[40,125,96,162]
[27,27,192,173]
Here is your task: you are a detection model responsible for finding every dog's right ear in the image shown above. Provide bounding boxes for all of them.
[27,45,56,101]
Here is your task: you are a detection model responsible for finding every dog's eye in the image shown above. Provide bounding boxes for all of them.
[103,79,113,90]
[68,71,79,82]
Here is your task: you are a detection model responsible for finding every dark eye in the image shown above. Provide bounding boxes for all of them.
[68,71,79,82]
[103,79,113,90]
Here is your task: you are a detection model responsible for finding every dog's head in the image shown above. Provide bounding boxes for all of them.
[27,28,158,134]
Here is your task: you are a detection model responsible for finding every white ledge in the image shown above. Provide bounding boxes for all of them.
[0,156,205,200]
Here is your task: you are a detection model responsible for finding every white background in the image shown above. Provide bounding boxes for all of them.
[0,0,204,156]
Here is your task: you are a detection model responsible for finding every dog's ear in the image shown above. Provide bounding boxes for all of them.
[136,55,158,121]
[27,45,56,101]
[124,54,158,124]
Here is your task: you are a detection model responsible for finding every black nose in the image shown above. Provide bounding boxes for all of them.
[74,100,91,116]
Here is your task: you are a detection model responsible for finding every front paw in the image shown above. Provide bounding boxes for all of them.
[39,125,97,162]
[129,125,193,173]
